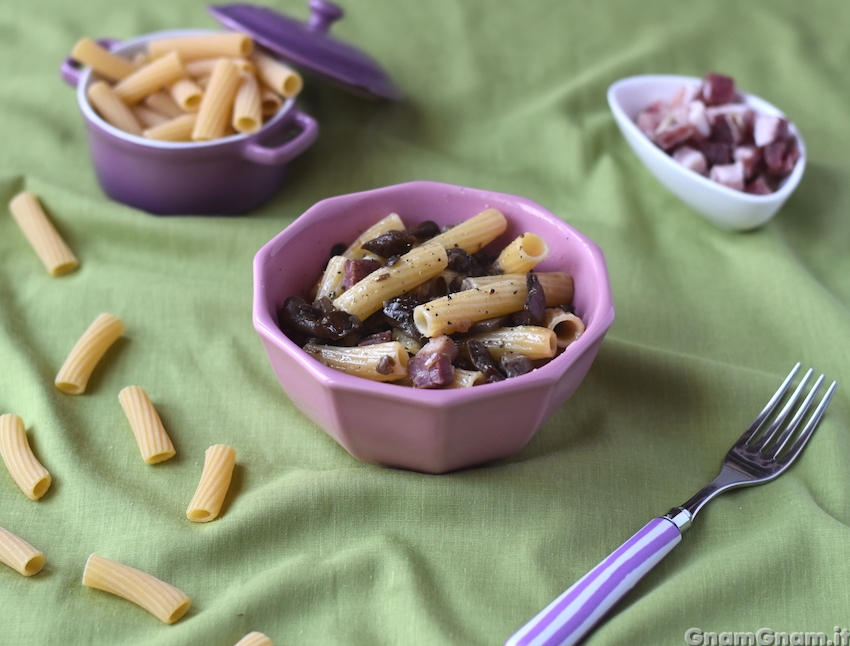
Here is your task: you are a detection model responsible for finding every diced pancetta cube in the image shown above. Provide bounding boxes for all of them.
[700,141,733,166]
[733,145,763,180]
[709,161,745,191]
[672,146,708,175]
[408,335,458,389]
[687,100,711,138]
[654,107,695,150]
[700,73,736,106]
[635,100,669,138]
[671,83,699,108]
[343,258,382,288]
[764,138,799,176]
[753,114,789,147]
[745,175,774,195]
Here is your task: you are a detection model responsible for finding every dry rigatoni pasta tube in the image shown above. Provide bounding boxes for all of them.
[118,387,176,464]
[148,32,252,61]
[494,233,549,274]
[261,87,282,116]
[413,279,529,338]
[544,308,585,348]
[429,208,507,253]
[8,191,79,276]
[184,57,254,77]
[144,113,197,141]
[142,90,184,118]
[55,313,125,394]
[87,81,143,136]
[461,272,574,307]
[71,37,136,82]
[232,73,262,134]
[132,105,170,128]
[113,51,185,105]
[192,58,241,141]
[251,51,303,98]
[0,526,44,576]
[168,77,203,112]
[465,325,557,360]
[82,554,192,624]
[333,241,448,321]
[0,414,51,500]
[187,444,236,522]
[234,632,274,646]
[304,341,409,382]
[342,213,406,259]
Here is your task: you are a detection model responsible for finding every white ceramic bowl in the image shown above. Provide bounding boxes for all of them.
[607,75,806,231]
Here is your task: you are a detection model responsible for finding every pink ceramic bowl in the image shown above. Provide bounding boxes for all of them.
[252,181,615,473]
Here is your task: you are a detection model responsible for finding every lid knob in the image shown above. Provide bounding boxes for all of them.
[306,0,344,34]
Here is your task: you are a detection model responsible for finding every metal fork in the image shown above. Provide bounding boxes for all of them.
[506,363,838,646]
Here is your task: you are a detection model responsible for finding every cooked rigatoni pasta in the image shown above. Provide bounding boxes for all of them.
[72,37,136,82]
[192,58,241,141]
[413,279,530,338]
[461,272,574,307]
[82,554,192,624]
[113,51,185,105]
[464,325,557,360]
[232,73,262,134]
[87,81,144,136]
[314,255,347,300]
[148,32,252,61]
[0,525,44,576]
[544,308,585,348]
[392,329,423,355]
[342,213,406,259]
[447,368,485,388]
[118,386,176,464]
[428,208,507,253]
[251,51,303,98]
[187,444,236,523]
[0,414,51,500]
[333,241,448,321]
[55,313,125,394]
[235,632,274,646]
[304,341,409,382]
[494,233,549,274]
[144,113,197,142]
[279,210,583,388]
[8,191,79,276]
[169,77,203,111]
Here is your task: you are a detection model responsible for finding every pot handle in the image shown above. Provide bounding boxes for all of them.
[60,38,121,88]
[242,108,319,166]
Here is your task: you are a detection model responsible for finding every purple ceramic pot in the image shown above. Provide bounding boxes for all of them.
[61,30,319,215]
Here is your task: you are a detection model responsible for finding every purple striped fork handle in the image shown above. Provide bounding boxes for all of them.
[505,517,682,646]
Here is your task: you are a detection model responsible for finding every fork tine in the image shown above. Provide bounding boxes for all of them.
[771,373,825,456]
[777,379,838,464]
[755,368,814,449]
[734,363,801,449]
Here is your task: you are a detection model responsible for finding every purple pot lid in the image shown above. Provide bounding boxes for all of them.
[208,1,404,101]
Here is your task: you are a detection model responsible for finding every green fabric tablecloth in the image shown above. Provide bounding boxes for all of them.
[1,0,849,644]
